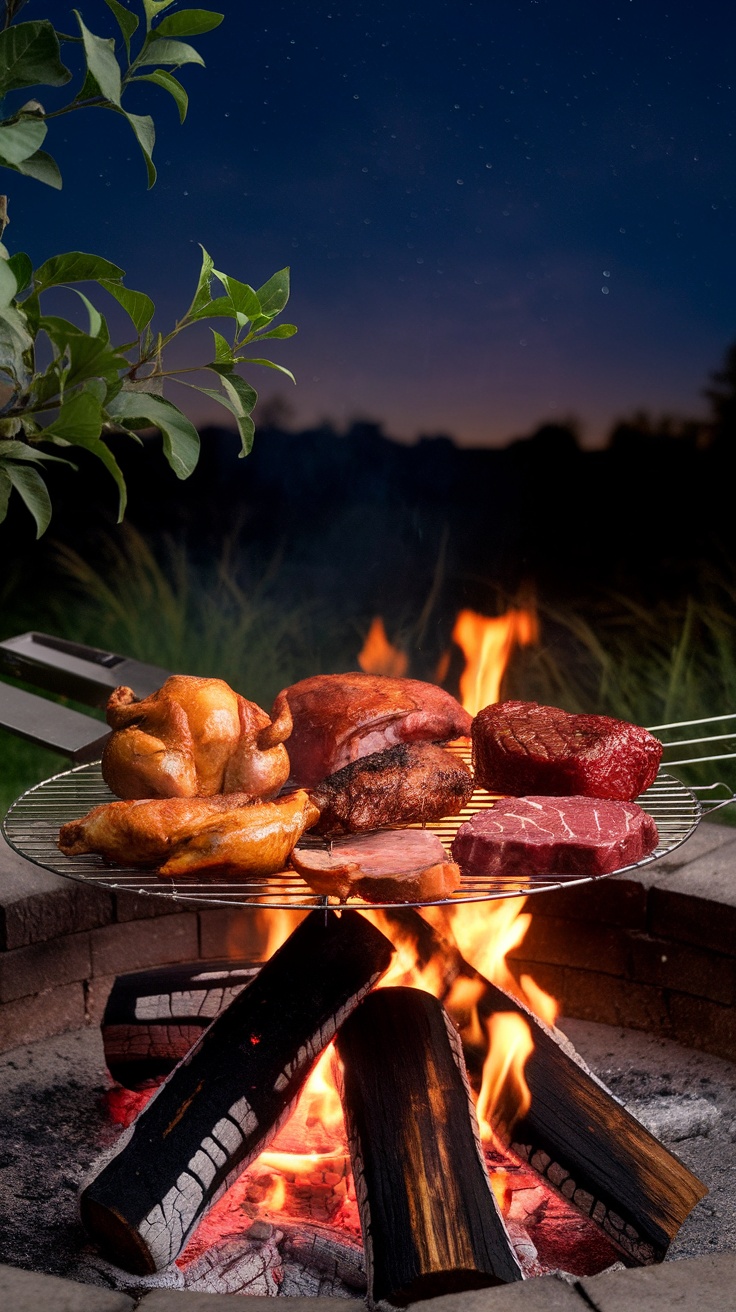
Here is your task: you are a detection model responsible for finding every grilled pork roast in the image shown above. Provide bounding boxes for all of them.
[472,700,662,800]
[102,676,293,800]
[309,741,474,835]
[278,672,471,787]
[452,795,659,879]
[290,828,460,902]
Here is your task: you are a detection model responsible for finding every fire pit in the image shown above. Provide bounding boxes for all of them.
[1,817,736,1308]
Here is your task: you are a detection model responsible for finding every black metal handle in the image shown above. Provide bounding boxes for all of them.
[0,682,110,761]
[0,631,171,708]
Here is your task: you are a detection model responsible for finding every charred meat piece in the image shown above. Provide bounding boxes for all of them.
[102,675,292,800]
[472,700,662,800]
[58,792,256,866]
[310,741,474,835]
[158,791,320,879]
[290,829,461,903]
[452,795,659,878]
[279,672,471,787]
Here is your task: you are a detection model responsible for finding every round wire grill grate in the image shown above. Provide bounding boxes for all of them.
[2,747,702,910]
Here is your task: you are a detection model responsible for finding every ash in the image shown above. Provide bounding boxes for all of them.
[0,1020,734,1293]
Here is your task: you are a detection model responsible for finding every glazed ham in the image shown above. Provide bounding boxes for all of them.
[290,828,461,902]
[310,742,474,835]
[452,795,659,879]
[279,672,471,787]
[472,700,662,801]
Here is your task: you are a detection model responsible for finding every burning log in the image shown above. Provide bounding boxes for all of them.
[101,960,262,1088]
[80,909,394,1274]
[335,986,523,1304]
[382,907,707,1265]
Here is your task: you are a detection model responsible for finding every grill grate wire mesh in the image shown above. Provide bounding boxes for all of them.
[2,743,704,910]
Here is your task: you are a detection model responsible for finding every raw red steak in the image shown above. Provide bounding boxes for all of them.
[279,672,471,787]
[451,796,659,878]
[472,700,662,800]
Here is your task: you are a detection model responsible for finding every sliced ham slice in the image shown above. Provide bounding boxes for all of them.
[451,795,659,879]
[290,828,461,903]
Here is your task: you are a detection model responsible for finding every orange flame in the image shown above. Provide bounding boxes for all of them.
[452,607,539,715]
[358,617,409,677]
[476,1012,534,1144]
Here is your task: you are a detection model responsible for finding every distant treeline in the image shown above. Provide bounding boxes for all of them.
[5,341,736,641]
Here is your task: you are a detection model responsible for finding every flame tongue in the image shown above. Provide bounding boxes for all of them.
[452,606,539,716]
[358,617,408,677]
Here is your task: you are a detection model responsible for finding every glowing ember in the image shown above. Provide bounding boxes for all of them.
[452,607,539,715]
[357,617,409,677]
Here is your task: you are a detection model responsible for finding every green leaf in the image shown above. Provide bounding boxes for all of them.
[39,317,126,390]
[0,114,47,165]
[0,22,72,97]
[0,258,18,308]
[179,376,256,456]
[136,37,205,67]
[155,9,224,37]
[184,244,214,318]
[0,467,10,522]
[103,0,139,59]
[7,252,33,295]
[13,148,62,189]
[132,69,188,122]
[144,1,178,19]
[190,294,237,321]
[44,380,129,519]
[112,108,156,186]
[0,303,32,386]
[34,251,124,291]
[99,279,155,332]
[241,357,296,385]
[252,323,298,341]
[106,390,200,479]
[74,11,122,105]
[211,329,233,364]
[255,267,290,318]
[212,269,261,323]
[4,461,51,536]
[70,288,104,338]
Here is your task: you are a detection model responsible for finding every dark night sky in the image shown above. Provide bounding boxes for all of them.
[8,0,736,446]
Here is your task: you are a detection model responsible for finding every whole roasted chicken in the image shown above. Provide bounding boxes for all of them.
[101,675,292,800]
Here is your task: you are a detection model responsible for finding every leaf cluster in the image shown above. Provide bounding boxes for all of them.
[0,3,297,534]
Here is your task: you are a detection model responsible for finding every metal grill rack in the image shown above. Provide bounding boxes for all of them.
[2,746,706,911]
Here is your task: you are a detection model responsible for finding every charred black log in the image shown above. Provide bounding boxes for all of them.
[336,987,523,1305]
[382,907,707,1265]
[81,909,394,1274]
[102,959,262,1088]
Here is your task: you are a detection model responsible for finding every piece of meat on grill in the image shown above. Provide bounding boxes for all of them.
[278,672,472,787]
[289,828,460,902]
[451,795,659,879]
[101,675,292,800]
[158,790,320,879]
[58,793,257,865]
[309,742,475,835]
[472,700,662,800]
